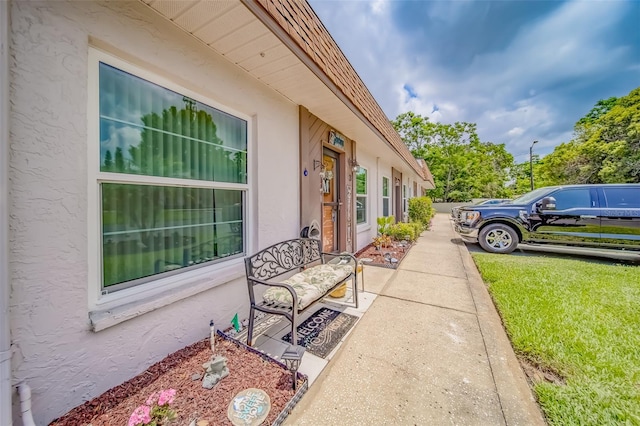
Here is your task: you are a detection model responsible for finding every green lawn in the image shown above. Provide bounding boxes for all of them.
[472,253,640,425]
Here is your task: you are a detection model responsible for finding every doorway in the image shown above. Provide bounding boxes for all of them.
[322,148,340,252]
[393,169,403,222]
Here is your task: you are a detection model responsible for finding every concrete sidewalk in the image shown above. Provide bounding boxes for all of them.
[284,213,546,425]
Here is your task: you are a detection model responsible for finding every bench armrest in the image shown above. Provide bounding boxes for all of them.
[321,252,357,268]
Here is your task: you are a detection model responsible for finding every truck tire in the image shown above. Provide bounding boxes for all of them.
[478,223,519,254]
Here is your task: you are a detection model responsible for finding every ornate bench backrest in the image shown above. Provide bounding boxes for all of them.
[245,238,321,282]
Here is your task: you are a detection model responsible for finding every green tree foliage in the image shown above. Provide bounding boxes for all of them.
[392,112,514,201]
[101,102,247,254]
[103,150,113,171]
[576,96,618,127]
[535,87,640,184]
[508,157,540,196]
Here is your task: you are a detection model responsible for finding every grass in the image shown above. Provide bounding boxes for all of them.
[472,253,640,425]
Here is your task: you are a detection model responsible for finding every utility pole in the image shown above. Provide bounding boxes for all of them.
[529,140,538,191]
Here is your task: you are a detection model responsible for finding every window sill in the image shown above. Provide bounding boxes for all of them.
[89,259,245,332]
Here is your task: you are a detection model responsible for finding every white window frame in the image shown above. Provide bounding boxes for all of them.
[87,48,253,324]
[403,183,408,218]
[381,175,391,218]
[355,166,368,226]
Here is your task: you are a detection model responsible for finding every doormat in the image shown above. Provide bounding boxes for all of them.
[282,307,358,358]
[227,313,283,344]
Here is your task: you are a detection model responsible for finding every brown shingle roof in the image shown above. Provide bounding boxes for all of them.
[249,0,430,181]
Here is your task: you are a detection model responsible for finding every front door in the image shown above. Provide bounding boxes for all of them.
[322,148,340,252]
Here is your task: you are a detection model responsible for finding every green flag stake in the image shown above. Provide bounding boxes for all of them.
[231,313,241,332]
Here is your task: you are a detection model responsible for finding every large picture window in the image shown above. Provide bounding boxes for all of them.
[98,61,247,292]
[356,167,367,224]
[382,176,390,217]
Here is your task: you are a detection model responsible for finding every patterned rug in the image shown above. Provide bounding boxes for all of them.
[227,313,283,345]
[282,307,359,358]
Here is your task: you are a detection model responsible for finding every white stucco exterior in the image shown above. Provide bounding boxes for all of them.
[353,150,424,252]
[9,1,298,422]
[4,1,435,423]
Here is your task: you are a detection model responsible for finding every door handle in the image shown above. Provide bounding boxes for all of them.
[580,215,597,219]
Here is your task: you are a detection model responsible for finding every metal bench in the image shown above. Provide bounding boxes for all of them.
[244,238,359,346]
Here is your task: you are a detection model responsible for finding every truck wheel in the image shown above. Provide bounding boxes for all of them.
[478,224,519,254]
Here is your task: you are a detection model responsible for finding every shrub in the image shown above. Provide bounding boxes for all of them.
[372,234,392,248]
[376,216,395,235]
[388,222,417,242]
[408,196,435,229]
[410,221,424,238]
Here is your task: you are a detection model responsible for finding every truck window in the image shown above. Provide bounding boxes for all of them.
[551,189,592,210]
[602,187,640,208]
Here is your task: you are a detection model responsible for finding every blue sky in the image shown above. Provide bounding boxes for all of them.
[308,0,640,163]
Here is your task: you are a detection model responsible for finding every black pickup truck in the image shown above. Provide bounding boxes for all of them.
[454,184,640,254]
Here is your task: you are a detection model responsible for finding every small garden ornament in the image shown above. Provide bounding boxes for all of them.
[202,319,229,389]
[201,355,229,389]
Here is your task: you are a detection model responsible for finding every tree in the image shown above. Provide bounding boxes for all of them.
[576,96,618,127]
[392,113,514,201]
[536,87,640,184]
[392,111,434,152]
[114,147,125,172]
[103,150,113,171]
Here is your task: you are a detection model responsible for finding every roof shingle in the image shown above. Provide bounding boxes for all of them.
[250,0,431,181]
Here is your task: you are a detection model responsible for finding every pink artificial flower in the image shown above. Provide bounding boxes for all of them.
[128,405,151,426]
[157,388,176,406]
[145,391,158,406]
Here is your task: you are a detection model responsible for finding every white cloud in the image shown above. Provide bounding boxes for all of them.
[310,0,639,163]
[507,127,525,137]
[370,0,387,15]
[101,125,141,158]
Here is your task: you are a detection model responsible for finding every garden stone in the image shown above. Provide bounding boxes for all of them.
[201,355,229,389]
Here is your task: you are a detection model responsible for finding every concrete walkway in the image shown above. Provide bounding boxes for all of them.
[284,213,546,425]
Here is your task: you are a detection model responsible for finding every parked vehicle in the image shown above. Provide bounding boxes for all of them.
[451,198,511,221]
[454,184,640,254]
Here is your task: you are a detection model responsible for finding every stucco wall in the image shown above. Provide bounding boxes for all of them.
[9,1,298,423]
[355,153,407,252]
[353,151,425,252]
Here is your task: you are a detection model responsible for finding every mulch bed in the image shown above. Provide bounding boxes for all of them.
[49,335,302,425]
[355,241,413,269]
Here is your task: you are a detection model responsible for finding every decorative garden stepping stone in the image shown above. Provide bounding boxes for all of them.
[227,388,271,426]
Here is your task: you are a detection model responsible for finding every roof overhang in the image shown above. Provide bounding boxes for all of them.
[139,0,434,188]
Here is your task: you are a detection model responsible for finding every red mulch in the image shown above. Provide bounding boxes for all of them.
[355,242,412,268]
[49,336,298,426]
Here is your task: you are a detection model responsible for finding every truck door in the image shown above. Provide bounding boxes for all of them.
[598,186,640,250]
[528,187,601,246]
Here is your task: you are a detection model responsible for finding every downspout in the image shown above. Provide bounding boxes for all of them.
[0,1,12,425]
[18,384,35,426]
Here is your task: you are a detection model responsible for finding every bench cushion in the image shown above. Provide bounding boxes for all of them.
[262,263,354,310]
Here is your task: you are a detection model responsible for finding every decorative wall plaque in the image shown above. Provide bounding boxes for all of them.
[328,130,345,149]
